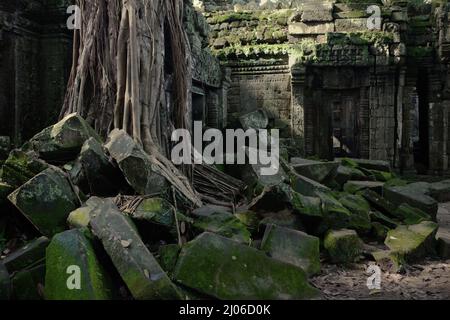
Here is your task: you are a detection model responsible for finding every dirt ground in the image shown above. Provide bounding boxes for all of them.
[311,203,450,300]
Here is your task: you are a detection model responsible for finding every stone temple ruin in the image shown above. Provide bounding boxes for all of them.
[1,0,450,301]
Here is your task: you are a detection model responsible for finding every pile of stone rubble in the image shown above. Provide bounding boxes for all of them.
[0,113,449,300]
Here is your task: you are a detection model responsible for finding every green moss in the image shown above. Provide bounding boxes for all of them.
[324,229,363,264]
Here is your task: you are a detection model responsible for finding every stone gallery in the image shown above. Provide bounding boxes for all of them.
[0,0,450,301]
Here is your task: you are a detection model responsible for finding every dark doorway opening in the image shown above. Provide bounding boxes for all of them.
[414,70,430,173]
[192,93,205,123]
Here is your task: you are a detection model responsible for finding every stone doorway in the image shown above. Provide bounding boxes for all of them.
[414,70,430,173]
[192,92,206,123]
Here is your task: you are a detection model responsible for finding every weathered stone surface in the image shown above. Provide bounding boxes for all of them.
[45,229,113,300]
[174,233,319,300]
[259,209,305,232]
[429,180,450,202]
[105,130,167,195]
[289,22,334,35]
[385,221,438,263]
[158,244,181,275]
[372,250,402,273]
[344,181,385,195]
[0,136,10,160]
[235,210,260,232]
[27,113,102,162]
[301,3,334,23]
[70,138,123,196]
[67,197,106,228]
[1,237,49,273]
[261,224,320,276]
[290,191,322,218]
[291,158,339,183]
[194,211,251,244]
[385,185,438,219]
[8,167,79,237]
[90,201,181,300]
[11,263,45,300]
[239,109,269,130]
[324,229,363,264]
[291,172,330,197]
[372,222,390,242]
[0,263,10,300]
[361,190,397,216]
[338,194,372,233]
[335,165,366,186]
[335,18,370,32]
[317,192,352,231]
[339,158,391,173]
[0,150,48,189]
[395,204,432,225]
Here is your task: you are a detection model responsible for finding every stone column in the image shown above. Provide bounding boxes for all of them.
[291,65,306,156]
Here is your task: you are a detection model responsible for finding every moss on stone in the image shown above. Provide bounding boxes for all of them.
[324,229,363,264]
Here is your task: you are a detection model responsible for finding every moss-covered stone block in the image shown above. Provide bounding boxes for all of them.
[8,167,79,237]
[261,224,320,276]
[194,212,251,244]
[105,130,167,195]
[1,237,49,274]
[174,233,319,300]
[372,250,403,273]
[0,182,14,206]
[385,185,438,219]
[158,244,181,276]
[394,204,431,225]
[290,158,339,183]
[371,222,390,242]
[0,150,48,189]
[90,202,181,300]
[324,229,363,264]
[28,113,102,162]
[344,180,385,194]
[385,221,438,263]
[338,194,372,233]
[44,229,113,300]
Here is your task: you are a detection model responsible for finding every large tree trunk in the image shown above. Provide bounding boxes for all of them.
[61,0,201,207]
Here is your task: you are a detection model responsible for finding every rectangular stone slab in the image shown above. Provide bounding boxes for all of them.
[8,167,79,237]
[174,233,319,300]
[385,186,438,219]
[44,229,113,300]
[90,201,181,300]
[261,224,320,276]
[1,236,49,273]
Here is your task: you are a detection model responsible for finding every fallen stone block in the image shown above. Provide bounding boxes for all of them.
[8,167,80,237]
[370,210,400,229]
[12,263,45,300]
[335,165,367,186]
[261,224,320,276]
[339,158,391,173]
[372,250,402,273]
[259,209,305,232]
[437,226,450,259]
[385,185,438,219]
[429,180,450,202]
[158,244,181,276]
[0,263,10,300]
[45,229,113,300]
[105,130,167,195]
[317,192,353,231]
[1,237,49,274]
[291,172,330,197]
[27,113,102,162]
[90,202,181,300]
[234,210,260,232]
[0,150,48,189]
[385,221,438,263]
[193,211,251,244]
[344,181,385,195]
[67,197,106,228]
[324,229,363,264]
[371,222,390,242]
[395,204,432,225]
[173,233,319,300]
[70,138,124,196]
[239,109,269,130]
[301,2,334,23]
[361,190,398,216]
[290,158,339,184]
[338,194,372,233]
